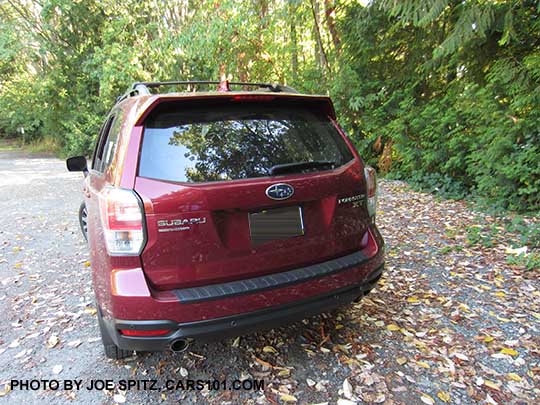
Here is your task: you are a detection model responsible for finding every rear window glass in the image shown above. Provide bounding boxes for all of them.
[139,102,354,183]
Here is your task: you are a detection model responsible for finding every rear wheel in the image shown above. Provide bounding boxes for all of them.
[79,201,88,242]
[97,308,132,360]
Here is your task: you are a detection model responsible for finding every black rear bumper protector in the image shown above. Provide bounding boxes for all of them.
[109,264,384,351]
[174,250,370,303]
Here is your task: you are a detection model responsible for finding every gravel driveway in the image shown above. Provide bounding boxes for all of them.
[0,150,538,404]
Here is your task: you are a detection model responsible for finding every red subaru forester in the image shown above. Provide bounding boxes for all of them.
[67,80,385,359]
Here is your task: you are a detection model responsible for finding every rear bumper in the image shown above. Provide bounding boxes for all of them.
[103,263,383,351]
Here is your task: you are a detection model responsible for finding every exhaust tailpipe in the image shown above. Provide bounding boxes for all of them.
[170,339,190,353]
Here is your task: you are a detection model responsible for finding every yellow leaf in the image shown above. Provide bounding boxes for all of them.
[14,263,22,268]
[483,380,500,390]
[416,361,430,369]
[278,369,291,377]
[500,348,518,357]
[407,297,419,303]
[483,336,494,343]
[494,291,506,297]
[387,324,400,331]
[335,324,344,330]
[279,394,297,402]
[0,384,11,397]
[437,391,450,402]
[84,307,97,316]
[396,357,407,365]
[507,373,522,382]
[263,345,278,354]
[84,261,91,267]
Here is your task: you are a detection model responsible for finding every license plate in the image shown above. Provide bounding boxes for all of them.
[249,206,304,245]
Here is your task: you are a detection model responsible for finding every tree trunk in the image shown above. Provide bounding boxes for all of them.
[323,0,340,51]
[310,0,330,73]
[289,2,298,82]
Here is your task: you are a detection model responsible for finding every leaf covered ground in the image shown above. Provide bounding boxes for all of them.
[0,152,539,404]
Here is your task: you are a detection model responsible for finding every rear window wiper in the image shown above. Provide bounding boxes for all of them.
[269,160,336,175]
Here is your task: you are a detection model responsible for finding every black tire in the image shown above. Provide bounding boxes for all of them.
[97,308,132,360]
[79,201,88,242]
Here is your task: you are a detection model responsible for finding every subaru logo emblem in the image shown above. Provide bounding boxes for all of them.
[266,183,294,200]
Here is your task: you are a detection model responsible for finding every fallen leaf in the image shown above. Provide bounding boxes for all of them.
[342,378,353,399]
[507,373,522,382]
[254,356,273,369]
[505,246,527,255]
[437,391,450,402]
[84,307,97,316]
[483,380,500,391]
[500,348,518,357]
[420,393,435,404]
[280,393,297,402]
[47,335,59,349]
[396,357,407,365]
[263,345,278,354]
[0,384,11,397]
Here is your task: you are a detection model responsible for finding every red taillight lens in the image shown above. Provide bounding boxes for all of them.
[99,188,145,255]
[364,166,377,218]
[119,329,170,337]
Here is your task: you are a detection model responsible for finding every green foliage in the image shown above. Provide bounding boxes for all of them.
[0,0,539,212]
[334,0,540,212]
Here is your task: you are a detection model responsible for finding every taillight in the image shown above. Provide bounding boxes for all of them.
[99,188,145,255]
[364,166,377,219]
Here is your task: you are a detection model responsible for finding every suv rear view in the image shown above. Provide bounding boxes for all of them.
[67,80,385,359]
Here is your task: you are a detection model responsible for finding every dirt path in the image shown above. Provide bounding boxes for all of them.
[0,150,538,404]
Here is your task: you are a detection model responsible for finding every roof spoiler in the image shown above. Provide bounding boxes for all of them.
[116,80,299,105]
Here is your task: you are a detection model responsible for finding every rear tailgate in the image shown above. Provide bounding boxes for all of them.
[134,95,370,290]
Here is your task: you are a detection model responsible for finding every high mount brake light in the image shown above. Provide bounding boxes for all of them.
[99,188,145,256]
[232,95,275,102]
[364,166,377,219]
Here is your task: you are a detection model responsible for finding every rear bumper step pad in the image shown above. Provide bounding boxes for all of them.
[109,264,384,351]
[174,250,371,303]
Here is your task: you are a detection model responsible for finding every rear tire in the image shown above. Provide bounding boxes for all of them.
[79,201,88,242]
[97,308,132,360]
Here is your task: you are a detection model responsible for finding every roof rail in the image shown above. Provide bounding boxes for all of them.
[116,80,299,104]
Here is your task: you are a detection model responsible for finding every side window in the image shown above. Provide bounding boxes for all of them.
[93,112,122,173]
[92,115,115,172]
